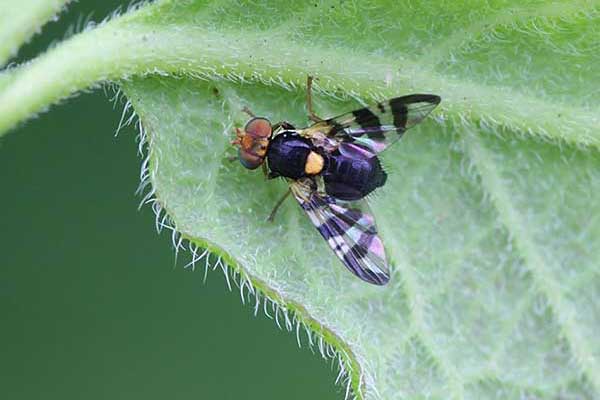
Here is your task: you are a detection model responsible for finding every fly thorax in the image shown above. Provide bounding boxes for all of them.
[267,132,314,180]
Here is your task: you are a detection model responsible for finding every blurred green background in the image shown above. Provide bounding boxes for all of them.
[0,1,337,398]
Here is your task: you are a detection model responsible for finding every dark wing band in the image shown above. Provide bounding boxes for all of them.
[290,178,389,285]
[311,94,440,155]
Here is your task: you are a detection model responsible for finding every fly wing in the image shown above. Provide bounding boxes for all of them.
[302,94,440,155]
[290,178,389,285]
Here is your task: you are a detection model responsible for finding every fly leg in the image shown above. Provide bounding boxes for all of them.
[242,106,256,118]
[267,188,292,222]
[306,76,324,123]
[228,126,245,163]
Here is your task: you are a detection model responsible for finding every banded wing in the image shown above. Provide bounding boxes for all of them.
[303,94,440,156]
[290,178,389,285]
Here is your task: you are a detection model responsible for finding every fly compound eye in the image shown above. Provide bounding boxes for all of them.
[238,148,264,170]
[244,117,272,139]
[232,119,271,170]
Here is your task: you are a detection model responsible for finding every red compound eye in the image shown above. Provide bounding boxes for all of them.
[238,149,263,169]
[244,117,272,139]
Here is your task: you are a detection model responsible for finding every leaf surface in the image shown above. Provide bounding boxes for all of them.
[2,0,600,398]
[126,74,600,399]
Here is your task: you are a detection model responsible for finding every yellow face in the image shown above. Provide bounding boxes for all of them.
[232,117,272,169]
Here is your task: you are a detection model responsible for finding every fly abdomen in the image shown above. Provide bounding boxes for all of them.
[323,152,387,201]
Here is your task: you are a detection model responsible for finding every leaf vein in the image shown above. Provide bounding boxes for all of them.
[462,126,600,393]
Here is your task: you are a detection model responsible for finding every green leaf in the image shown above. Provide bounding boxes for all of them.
[2,1,600,399]
[0,0,72,66]
[125,77,600,399]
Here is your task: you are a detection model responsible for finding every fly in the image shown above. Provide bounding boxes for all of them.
[231,76,441,285]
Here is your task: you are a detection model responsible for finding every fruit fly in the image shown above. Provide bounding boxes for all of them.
[232,77,440,285]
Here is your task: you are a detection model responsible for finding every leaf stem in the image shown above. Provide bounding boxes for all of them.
[0,17,599,148]
[0,0,72,66]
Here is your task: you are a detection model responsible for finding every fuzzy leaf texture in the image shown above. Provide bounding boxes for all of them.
[0,0,71,66]
[3,0,600,399]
